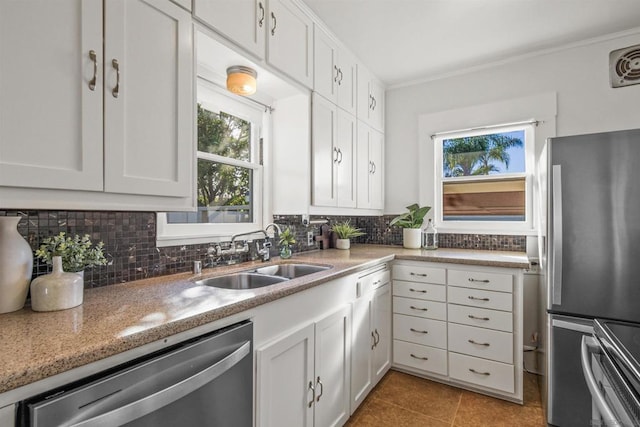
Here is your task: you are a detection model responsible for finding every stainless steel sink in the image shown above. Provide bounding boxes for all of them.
[195,273,289,290]
[253,263,331,279]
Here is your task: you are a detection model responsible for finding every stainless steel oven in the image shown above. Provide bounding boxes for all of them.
[581,319,640,427]
[18,320,253,427]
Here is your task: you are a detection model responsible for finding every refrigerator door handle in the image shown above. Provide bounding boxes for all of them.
[581,335,619,426]
[552,164,563,305]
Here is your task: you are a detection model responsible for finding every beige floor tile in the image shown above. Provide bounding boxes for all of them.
[523,373,542,408]
[351,397,452,427]
[370,370,462,424]
[453,390,544,427]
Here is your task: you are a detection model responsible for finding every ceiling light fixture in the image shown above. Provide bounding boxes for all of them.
[226,66,257,96]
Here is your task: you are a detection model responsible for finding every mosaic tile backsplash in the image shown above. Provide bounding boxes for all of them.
[0,210,526,288]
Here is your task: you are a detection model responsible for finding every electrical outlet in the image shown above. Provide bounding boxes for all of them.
[307,231,315,246]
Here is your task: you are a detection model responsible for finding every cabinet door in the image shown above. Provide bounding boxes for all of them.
[336,49,357,116]
[356,63,371,122]
[350,290,373,413]
[335,108,357,208]
[314,306,351,427]
[311,94,336,207]
[356,121,372,209]
[369,128,384,209]
[257,323,315,427]
[193,0,265,59]
[104,0,193,197]
[369,79,384,132]
[313,25,338,103]
[0,0,103,191]
[372,283,392,383]
[267,0,313,88]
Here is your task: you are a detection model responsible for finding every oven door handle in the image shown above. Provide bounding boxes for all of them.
[581,335,619,426]
[69,340,251,427]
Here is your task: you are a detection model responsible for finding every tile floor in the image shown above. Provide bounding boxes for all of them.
[345,370,545,427]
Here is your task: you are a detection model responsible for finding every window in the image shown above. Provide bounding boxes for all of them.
[157,79,266,246]
[434,123,535,232]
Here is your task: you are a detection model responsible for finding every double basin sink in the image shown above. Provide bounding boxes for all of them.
[195,263,332,290]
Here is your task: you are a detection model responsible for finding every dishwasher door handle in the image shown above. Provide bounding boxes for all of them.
[70,340,251,427]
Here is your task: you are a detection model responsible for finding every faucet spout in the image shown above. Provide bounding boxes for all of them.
[265,223,282,238]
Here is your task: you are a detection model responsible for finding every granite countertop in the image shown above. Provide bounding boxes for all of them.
[0,245,529,395]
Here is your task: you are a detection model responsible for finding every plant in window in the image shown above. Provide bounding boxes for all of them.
[331,221,365,250]
[390,204,431,249]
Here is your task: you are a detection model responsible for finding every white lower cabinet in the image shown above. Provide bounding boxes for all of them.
[257,305,351,427]
[350,268,391,413]
[392,260,524,403]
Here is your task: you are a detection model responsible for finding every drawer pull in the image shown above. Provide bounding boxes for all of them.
[469,368,491,376]
[410,272,428,277]
[410,328,429,334]
[468,314,490,321]
[468,339,490,347]
[468,278,490,283]
[410,305,428,311]
[409,288,427,293]
[373,280,381,285]
[468,296,490,301]
[410,353,429,360]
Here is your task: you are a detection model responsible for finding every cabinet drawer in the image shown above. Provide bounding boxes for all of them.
[449,352,514,394]
[394,340,447,376]
[392,264,446,285]
[448,323,513,364]
[358,268,390,296]
[448,286,512,312]
[394,297,446,321]
[448,269,512,293]
[393,281,446,302]
[448,304,513,333]
[393,314,447,349]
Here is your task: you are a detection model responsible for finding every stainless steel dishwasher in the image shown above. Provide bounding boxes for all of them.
[19,320,253,427]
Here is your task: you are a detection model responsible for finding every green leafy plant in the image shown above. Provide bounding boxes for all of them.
[278,228,296,246]
[331,221,366,239]
[35,232,107,273]
[390,204,432,229]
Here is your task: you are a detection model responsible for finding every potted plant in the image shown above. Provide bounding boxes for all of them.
[278,228,296,259]
[331,221,365,250]
[35,232,108,275]
[390,203,431,249]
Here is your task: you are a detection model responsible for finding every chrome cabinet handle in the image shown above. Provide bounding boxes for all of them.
[258,2,265,27]
[271,12,277,36]
[410,354,428,360]
[373,279,381,285]
[469,368,491,376]
[410,272,428,277]
[338,68,343,84]
[307,381,315,407]
[374,329,380,345]
[369,94,374,109]
[334,65,339,82]
[88,50,97,91]
[410,328,428,334]
[371,96,376,110]
[112,59,120,98]
[468,339,490,346]
[316,376,323,402]
[468,296,489,301]
[369,161,374,173]
[333,147,339,163]
[410,305,428,311]
[468,278,490,283]
[409,288,427,293]
[337,148,343,163]
[468,314,490,321]
[371,162,376,174]
[371,331,376,349]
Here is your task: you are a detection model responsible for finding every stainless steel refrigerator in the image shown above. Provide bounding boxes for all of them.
[546,128,640,426]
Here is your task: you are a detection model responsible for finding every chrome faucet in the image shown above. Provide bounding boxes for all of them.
[264,223,282,238]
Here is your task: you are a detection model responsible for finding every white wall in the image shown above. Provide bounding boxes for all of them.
[384,29,640,214]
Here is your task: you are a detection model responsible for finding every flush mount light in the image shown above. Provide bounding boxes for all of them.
[226,66,257,96]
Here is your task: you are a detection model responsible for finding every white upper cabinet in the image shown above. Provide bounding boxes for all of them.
[267,0,313,88]
[193,0,266,59]
[0,0,194,209]
[357,64,384,132]
[313,25,357,116]
[0,0,103,191]
[357,121,384,210]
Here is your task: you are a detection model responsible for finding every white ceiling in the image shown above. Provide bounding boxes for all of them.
[301,0,640,87]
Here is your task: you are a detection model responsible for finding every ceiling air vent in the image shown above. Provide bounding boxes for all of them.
[610,44,640,88]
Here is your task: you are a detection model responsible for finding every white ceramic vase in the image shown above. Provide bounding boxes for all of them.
[0,216,33,314]
[402,228,422,249]
[335,238,350,250]
[30,256,84,312]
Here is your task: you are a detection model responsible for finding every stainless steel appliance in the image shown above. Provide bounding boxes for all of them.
[546,128,640,426]
[18,320,253,426]
[581,319,640,427]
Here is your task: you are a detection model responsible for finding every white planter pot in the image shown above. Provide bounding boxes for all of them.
[0,216,33,313]
[402,228,422,249]
[335,239,350,250]
[30,256,84,312]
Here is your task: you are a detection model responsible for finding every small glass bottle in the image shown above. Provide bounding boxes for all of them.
[422,219,438,250]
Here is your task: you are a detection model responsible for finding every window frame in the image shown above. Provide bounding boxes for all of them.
[156,79,268,247]
[433,123,536,233]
